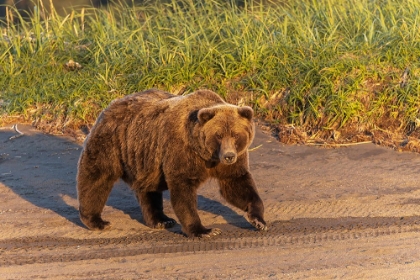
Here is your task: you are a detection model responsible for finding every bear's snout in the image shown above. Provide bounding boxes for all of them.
[218,137,238,165]
[221,152,237,164]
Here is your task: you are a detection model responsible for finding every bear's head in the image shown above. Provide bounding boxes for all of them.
[197,105,254,165]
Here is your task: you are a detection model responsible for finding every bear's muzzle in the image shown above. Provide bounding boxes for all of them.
[220,151,237,165]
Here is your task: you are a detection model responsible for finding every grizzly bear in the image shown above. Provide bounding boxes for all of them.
[76,89,267,237]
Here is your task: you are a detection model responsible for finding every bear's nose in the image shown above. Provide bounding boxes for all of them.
[223,152,237,164]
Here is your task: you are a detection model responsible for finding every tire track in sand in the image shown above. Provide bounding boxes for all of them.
[264,192,420,220]
[2,213,420,266]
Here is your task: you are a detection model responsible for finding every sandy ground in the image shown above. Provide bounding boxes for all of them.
[2,124,420,279]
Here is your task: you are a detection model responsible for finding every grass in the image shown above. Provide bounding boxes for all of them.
[1,0,420,150]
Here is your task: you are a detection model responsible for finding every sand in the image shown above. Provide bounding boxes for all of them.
[1,124,420,279]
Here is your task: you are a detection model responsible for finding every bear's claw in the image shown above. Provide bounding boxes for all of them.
[249,217,268,231]
[95,220,111,230]
[189,227,222,238]
[200,227,222,238]
[153,219,177,229]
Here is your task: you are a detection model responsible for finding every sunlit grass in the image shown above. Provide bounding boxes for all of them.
[1,0,420,148]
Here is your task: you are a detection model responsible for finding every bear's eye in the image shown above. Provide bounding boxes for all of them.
[216,133,223,140]
[233,133,239,140]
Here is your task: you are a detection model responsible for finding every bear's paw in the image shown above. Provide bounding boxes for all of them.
[249,216,268,231]
[81,215,111,231]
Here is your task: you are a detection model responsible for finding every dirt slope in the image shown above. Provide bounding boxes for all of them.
[1,124,420,279]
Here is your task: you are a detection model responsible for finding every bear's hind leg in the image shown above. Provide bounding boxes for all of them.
[219,172,267,231]
[136,190,176,229]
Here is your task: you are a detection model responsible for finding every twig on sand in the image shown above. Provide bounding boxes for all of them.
[248,144,263,152]
[306,141,372,147]
[9,124,24,140]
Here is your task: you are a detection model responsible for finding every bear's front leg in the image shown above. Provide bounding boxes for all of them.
[77,164,116,230]
[219,172,268,231]
[169,186,221,237]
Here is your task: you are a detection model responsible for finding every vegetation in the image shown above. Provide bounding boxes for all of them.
[1,0,420,150]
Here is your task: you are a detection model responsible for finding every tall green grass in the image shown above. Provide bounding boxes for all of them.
[1,0,420,148]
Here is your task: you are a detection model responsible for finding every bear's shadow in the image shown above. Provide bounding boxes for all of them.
[107,184,251,231]
[0,128,250,233]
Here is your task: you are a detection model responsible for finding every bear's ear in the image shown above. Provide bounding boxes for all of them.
[198,108,216,124]
[238,106,253,121]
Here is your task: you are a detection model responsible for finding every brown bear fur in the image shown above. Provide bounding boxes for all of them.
[76,89,267,237]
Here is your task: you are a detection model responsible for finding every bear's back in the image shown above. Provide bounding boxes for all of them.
[177,89,225,108]
[163,90,226,119]
[91,89,228,141]
[104,89,224,119]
